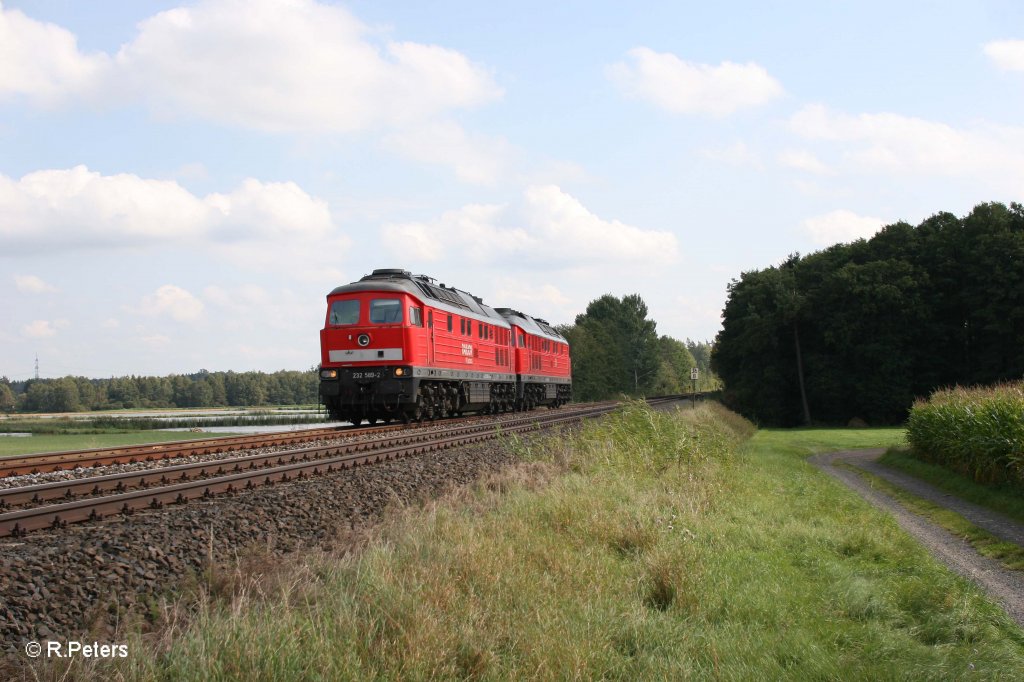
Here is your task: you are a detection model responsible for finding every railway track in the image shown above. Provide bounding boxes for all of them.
[0,401,629,478]
[0,398,682,538]
[0,424,381,478]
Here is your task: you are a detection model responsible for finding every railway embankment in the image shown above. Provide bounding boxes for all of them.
[12,404,1023,680]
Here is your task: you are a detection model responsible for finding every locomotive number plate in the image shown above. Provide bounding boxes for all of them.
[351,370,384,379]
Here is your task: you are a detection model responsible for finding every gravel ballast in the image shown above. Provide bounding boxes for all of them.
[0,433,533,659]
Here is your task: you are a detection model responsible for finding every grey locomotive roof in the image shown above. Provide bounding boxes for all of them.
[495,308,568,345]
[328,269,510,327]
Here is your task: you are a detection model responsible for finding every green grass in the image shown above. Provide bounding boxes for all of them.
[756,426,906,454]
[881,449,1024,525]
[841,463,1024,572]
[0,431,245,458]
[44,405,1024,681]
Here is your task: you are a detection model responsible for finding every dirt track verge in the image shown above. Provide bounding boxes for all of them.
[810,449,1024,628]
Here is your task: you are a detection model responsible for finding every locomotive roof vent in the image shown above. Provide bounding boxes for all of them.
[496,307,525,318]
[365,268,411,280]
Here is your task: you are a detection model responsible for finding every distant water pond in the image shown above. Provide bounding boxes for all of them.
[161,422,347,434]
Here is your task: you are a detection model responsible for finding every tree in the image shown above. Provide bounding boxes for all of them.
[715,201,1024,426]
[0,380,15,413]
[566,294,662,400]
[651,336,697,395]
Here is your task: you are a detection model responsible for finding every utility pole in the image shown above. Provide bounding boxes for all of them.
[690,367,698,409]
[34,354,39,380]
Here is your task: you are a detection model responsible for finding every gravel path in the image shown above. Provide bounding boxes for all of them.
[810,449,1024,628]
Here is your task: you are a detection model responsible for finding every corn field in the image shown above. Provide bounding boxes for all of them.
[906,382,1024,486]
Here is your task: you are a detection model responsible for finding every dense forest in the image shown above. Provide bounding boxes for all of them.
[1,296,714,413]
[0,370,317,413]
[712,201,1024,426]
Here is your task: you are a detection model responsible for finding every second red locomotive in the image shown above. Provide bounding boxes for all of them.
[318,268,571,424]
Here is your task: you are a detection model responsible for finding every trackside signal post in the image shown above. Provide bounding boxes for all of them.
[690,367,698,409]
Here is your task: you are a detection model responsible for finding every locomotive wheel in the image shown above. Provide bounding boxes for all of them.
[415,387,430,423]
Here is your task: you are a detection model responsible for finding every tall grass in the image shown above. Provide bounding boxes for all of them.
[906,382,1024,485]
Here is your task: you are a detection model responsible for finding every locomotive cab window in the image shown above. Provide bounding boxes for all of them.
[370,299,402,324]
[409,307,423,327]
[328,299,360,325]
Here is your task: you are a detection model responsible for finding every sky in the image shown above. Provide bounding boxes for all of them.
[2,0,1023,380]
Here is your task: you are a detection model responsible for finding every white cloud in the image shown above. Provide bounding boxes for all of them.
[523,185,678,265]
[777,149,831,175]
[21,319,69,338]
[383,185,678,268]
[383,121,516,185]
[0,1,108,104]
[493,280,571,308]
[204,284,268,309]
[984,40,1024,72]
[0,0,501,133]
[789,104,1024,187]
[201,284,325,339]
[208,178,334,241]
[0,165,336,254]
[608,47,782,116]
[138,285,205,322]
[384,203,522,262]
[14,274,58,293]
[801,209,884,245]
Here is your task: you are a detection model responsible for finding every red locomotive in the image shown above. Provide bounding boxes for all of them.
[318,269,571,424]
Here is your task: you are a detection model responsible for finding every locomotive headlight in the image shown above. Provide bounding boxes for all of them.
[394,367,405,376]
[320,369,338,379]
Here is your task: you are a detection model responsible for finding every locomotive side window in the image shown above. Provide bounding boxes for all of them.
[370,299,402,324]
[427,311,433,328]
[460,318,465,334]
[409,307,423,327]
[328,299,360,325]
[447,315,453,332]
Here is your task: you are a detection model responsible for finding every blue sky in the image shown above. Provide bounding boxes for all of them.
[2,0,1023,379]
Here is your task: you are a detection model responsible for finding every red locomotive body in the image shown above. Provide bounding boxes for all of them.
[497,308,572,409]
[320,269,535,424]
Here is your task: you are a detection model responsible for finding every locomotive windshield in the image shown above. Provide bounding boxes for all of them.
[328,299,359,325]
[370,298,403,324]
